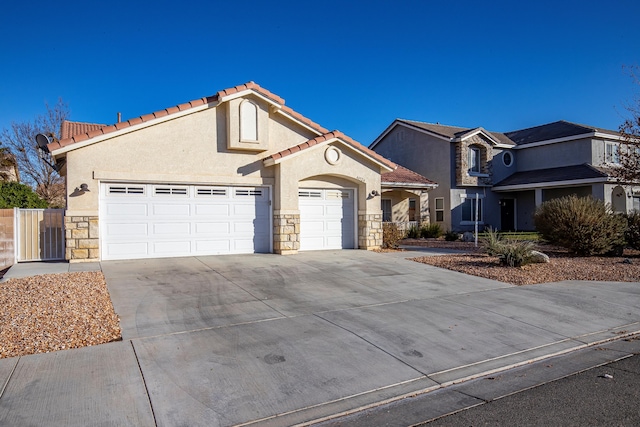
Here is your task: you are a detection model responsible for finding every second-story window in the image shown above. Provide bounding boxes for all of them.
[606,143,620,164]
[468,147,480,173]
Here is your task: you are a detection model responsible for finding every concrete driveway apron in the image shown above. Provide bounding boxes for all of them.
[2,250,639,427]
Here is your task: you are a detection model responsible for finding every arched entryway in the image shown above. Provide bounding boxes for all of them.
[612,185,626,213]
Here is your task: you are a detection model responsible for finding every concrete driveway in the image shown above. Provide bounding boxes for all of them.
[1,250,640,426]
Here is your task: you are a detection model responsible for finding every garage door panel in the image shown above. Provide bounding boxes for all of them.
[153,241,191,254]
[106,203,148,216]
[194,240,231,253]
[152,222,191,235]
[105,223,148,237]
[194,222,230,234]
[101,183,271,260]
[106,242,149,257]
[152,204,191,216]
[195,204,230,216]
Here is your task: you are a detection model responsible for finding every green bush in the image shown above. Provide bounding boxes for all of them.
[624,211,640,250]
[480,227,536,267]
[382,222,404,248]
[421,223,443,238]
[444,230,460,241]
[406,224,421,239]
[0,182,48,209]
[533,195,626,256]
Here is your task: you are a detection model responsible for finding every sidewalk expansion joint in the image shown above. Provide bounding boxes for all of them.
[0,357,20,400]
[130,341,158,427]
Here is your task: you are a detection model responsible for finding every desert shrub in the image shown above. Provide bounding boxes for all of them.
[533,195,626,256]
[624,211,640,250]
[406,224,421,239]
[421,223,443,238]
[383,222,404,248]
[444,230,460,241]
[481,227,536,267]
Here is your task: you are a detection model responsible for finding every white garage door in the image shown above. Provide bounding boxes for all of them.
[299,188,355,251]
[100,183,271,260]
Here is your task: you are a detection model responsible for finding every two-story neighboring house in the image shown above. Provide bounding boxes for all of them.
[371,119,628,232]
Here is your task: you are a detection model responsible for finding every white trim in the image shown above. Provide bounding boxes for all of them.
[511,131,622,150]
[51,103,214,157]
[502,151,514,167]
[493,177,609,192]
[93,170,274,186]
[453,127,501,146]
[217,89,282,109]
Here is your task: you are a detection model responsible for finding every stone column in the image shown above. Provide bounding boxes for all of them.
[64,215,99,262]
[358,212,383,249]
[273,211,300,255]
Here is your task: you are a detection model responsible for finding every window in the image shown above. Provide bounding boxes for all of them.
[461,196,483,222]
[502,151,513,167]
[435,197,444,222]
[381,199,392,222]
[606,143,620,164]
[468,147,481,173]
[634,196,640,212]
[240,100,258,141]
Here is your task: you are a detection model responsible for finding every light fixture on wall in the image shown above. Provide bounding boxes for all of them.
[69,183,90,197]
[370,190,380,197]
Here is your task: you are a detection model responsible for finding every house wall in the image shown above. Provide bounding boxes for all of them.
[61,94,389,260]
[515,138,592,171]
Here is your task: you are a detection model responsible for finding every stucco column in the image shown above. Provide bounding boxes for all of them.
[534,188,543,207]
[419,191,430,223]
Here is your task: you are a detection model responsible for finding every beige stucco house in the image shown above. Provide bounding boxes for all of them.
[48,82,398,262]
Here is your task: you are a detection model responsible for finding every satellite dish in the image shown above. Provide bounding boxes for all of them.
[35,134,51,153]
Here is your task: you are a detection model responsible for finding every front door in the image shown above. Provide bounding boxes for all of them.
[500,199,515,231]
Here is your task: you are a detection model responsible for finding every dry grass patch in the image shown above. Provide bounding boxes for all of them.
[0,271,121,359]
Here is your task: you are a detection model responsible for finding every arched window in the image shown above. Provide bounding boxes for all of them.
[240,100,258,141]
[468,146,481,173]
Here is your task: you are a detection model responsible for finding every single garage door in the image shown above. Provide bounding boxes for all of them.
[299,188,355,251]
[100,183,271,260]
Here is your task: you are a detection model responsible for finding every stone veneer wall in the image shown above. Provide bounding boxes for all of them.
[65,216,99,261]
[273,212,300,254]
[455,134,493,187]
[358,213,382,249]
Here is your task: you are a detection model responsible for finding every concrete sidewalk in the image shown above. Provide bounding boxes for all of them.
[0,261,101,281]
[0,250,639,426]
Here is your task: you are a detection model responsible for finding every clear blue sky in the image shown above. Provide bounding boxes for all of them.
[1,0,639,145]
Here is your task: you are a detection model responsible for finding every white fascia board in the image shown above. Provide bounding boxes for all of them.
[50,102,215,157]
[492,177,610,191]
[455,128,501,145]
[509,132,623,150]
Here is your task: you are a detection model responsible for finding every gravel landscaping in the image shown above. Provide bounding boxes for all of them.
[403,238,640,285]
[0,271,121,359]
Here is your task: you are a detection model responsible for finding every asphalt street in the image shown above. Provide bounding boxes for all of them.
[318,338,640,427]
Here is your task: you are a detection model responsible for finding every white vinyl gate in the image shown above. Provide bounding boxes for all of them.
[15,209,65,262]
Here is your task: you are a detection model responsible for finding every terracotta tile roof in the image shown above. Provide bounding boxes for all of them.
[60,120,106,140]
[382,165,437,187]
[265,131,396,170]
[48,82,330,152]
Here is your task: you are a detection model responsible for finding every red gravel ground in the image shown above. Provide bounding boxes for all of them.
[0,271,121,359]
[403,239,640,286]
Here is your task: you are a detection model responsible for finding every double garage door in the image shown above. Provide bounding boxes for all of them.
[100,183,356,260]
[100,183,271,260]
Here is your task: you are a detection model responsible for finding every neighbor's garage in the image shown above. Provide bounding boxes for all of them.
[298,188,355,251]
[100,183,271,260]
